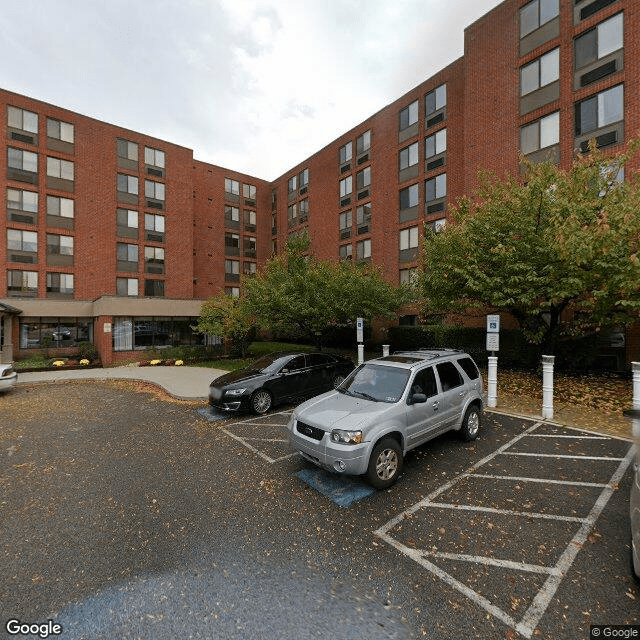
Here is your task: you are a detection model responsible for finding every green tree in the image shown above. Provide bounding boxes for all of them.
[419,139,640,351]
[244,233,413,348]
[197,294,255,357]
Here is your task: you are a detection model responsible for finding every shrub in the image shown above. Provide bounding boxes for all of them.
[78,342,98,361]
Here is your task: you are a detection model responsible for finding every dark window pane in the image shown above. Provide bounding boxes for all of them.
[436,361,463,391]
[577,96,598,135]
[458,357,480,380]
[412,366,437,398]
[575,29,597,69]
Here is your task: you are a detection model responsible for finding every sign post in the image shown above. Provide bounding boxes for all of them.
[486,314,500,408]
[356,317,364,365]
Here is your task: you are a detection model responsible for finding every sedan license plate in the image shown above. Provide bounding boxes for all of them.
[211,387,223,400]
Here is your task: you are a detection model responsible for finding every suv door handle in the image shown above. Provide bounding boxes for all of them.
[459,391,465,397]
[432,401,439,410]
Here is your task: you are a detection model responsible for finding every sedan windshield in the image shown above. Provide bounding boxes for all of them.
[339,364,410,403]
[245,354,294,374]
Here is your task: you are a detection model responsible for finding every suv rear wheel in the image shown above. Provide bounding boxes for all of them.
[460,405,481,441]
[366,437,403,489]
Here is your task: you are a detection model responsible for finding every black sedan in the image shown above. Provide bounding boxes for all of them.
[209,351,355,415]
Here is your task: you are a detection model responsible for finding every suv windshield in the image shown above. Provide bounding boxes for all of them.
[339,364,410,403]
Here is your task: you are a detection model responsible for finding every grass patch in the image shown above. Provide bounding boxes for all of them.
[247,341,313,357]
[194,358,253,372]
[13,355,52,371]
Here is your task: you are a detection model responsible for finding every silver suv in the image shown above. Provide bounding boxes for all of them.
[287,350,483,489]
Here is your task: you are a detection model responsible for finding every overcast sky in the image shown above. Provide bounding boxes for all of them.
[1,0,503,181]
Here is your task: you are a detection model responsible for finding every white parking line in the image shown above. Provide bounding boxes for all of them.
[524,434,609,440]
[375,421,635,639]
[501,452,626,461]
[220,428,276,464]
[239,410,293,424]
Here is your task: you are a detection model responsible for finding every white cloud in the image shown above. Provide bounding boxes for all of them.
[0,0,504,180]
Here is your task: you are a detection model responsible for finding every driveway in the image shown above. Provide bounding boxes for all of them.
[1,382,637,639]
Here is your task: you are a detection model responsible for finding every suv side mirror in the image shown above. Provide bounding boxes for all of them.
[281,368,289,374]
[410,393,427,404]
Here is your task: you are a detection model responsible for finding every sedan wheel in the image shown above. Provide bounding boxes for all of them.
[366,437,403,489]
[251,389,272,415]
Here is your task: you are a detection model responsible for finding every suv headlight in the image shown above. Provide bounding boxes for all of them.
[225,388,246,396]
[331,429,363,445]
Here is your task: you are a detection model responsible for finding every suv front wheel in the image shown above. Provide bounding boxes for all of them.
[366,437,403,489]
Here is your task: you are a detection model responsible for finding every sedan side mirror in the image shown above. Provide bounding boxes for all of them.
[410,393,427,404]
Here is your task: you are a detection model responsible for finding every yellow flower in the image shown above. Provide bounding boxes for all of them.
[80,359,90,366]
[150,359,161,366]
[53,360,65,367]
[175,360,184,366]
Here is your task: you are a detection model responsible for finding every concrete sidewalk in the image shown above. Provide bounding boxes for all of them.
[16,366,227,401]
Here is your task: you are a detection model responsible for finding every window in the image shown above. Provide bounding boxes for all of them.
[436,360,463,391]
[520,48,560,95]
[244,236,257,258]
[243,261,257,275]
[145,180,165,201]
[299,169,309,189]
[575,84,623,136]
[399,101,418,130]
[8,147,38,173]
[429,218,447,233]
[46,234,74,256]
[225,259,240,276]
[144,246,165,271]
[400,268,418,285]
[144,280,164,297]
[7,270,37,295]
[244,210,257,228]
[287,175,297,193]
[117,139,138,161]
[425,85,446,116]
[340,176,352,197]
[521,111,560,154]
[399,184,419,209]
[339,244,353,260]
[47,118,74,143]
[145,213,165,237]
[8,106,38,133]
[299,198,309,221]
[8,188,38,213]
[225,205,240,224]
[356,239,371,260]
[225,287,240,297]
[458,357,480,380]
[356,130,371,155]
[426,174,447,202]
[46,273,73,295]
[243,183,256,200]
[47,196,74,218]
[225,233,240,254]
[144,146,165,168]
[425,129,447,159]
[356,204,371,233]
[399,142,419,170]
[117,242,138,265]
[400,226,419,250]
[356,167,371,190]
[116,277,138,296]
[520,0,559,38]
[339,210,352,237]
[225,178,240,195]
[575,13,623,69]
[8,229,38,253]
[117,208,138,230]
[287,203,297,226]
[412,367,437,398]
[339,141,352,165]
[117,174,138,195]
[47,157,74,180]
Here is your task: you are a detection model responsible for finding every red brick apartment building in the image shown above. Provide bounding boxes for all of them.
[1,0,638,366]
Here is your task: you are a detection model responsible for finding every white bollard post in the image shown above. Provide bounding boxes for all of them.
[382,344,390,357]
[487,356,498,408]
[541,355,555,420]
[357,344,364,365]
[632,362,640,412]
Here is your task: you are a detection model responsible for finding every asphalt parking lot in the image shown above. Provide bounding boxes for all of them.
[1,382,638,639]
